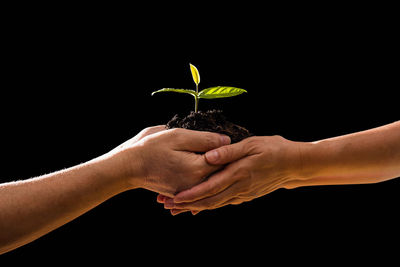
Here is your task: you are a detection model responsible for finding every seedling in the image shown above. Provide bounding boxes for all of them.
[152,64,247,113]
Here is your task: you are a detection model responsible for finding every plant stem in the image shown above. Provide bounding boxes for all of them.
[194,95,199,113]
[195,84,199,112]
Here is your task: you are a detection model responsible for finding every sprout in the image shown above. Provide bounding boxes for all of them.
[152,63,247,113]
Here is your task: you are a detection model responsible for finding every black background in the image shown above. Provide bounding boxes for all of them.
[1,5,399,264]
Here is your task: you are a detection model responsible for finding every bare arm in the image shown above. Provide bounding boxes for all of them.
[0,156,130,254]
[287,120,400,187]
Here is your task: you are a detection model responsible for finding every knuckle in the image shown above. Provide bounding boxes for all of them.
[140,127,152,135]
[242,137,262,154]
[200,132,220,150]
[167,128,187,145]
[192,168,207,180]
[187,199,211,210]
[216,145,229,158]
[208,133,220,148]
[168,128,183,137]
[144,126,158,132]
[271,134,285,141]
[141,126,161,136]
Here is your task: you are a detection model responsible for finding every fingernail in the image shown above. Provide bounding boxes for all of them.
[205,150,219,163]
[220,135,231,145]
[164,199,175,208]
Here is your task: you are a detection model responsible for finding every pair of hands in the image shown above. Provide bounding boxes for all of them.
[1,121,396,254]
[110,125,303,215]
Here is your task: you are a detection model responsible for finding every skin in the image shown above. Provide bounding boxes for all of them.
[0,126,231,254]
[159,121,400,215]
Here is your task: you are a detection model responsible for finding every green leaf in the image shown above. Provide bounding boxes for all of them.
[198,86,247,99]
[151,88,198,98]
[189,63,200,85]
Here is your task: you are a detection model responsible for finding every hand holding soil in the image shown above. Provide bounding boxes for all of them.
[159,121,400,215]
[126,127,231,197]
[159,135,304,215]
[0,126,231,254]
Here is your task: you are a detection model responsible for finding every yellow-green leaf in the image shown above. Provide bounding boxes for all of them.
[189,63,200,85]
[151,88,197,98]
[198,86,247,99]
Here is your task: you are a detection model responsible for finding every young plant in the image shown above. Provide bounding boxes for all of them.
[152,63,247,113]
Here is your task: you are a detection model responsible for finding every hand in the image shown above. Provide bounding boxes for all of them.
[108,127,231,197]
[159,135,304,215]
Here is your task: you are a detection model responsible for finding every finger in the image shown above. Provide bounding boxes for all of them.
[170,209,190,216]
[173,163,240,203]
[171,182,239,211]
[169,128,231,152]
[156,194,164,203]
[205,140,248,165]
[167,208,202,215]
[168,199,234,215]
[156,194,171,203]
[164,199,176,209]
[170,182,284,212]
[187,153,224,183]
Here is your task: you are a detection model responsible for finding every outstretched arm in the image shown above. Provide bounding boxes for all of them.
[161,121,400,215]
[0,155,131,255]
[0,127,230,254]
[286,120,400,187]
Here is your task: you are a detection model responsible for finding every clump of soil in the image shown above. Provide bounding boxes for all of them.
[166,110,252,143]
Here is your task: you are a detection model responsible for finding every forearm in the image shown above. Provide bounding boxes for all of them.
[297,121,400,186]
[0,154,132,254]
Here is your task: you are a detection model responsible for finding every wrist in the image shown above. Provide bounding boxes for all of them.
[292,140,324,182]
[115,145,147,190]
[92,146,145,192]
[293,138,341,186]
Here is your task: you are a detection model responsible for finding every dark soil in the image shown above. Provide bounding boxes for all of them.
[166,110,252,143]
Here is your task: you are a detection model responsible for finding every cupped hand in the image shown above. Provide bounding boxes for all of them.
[158,135,305,215]
[114,127,231,197]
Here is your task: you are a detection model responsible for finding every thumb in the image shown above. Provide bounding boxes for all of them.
[205,141,247,165]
